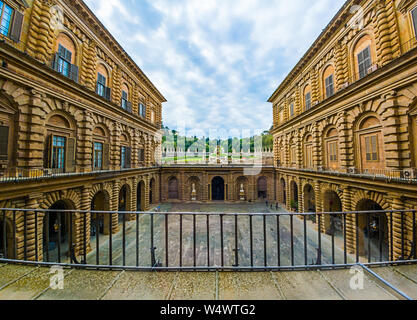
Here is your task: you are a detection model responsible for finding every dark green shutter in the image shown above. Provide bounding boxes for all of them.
[105,87,112,101]
[9,11,24,42]
[0,126,9,161]
[413,8,417,38]
[126,147,132,168]
[103,143,110,170]
[65,137,76,173]
[70,64,79,83]
[52,53,60,71]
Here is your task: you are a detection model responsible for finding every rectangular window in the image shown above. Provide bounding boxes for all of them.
[121,146,131,169]
[96,73,106,97]
[305,92,312,110]
[325,74,334,98]
[291,147,296,165]
[93,142,103,170]
[0,125,8,161]
[328,141,338,162]
[121,91,128,110]
[358,46,372,79]
[138,148,145,162]
[52,136,66,169]
[57,44,72,78]
[305,145,313,168]
[412,7,417,38]
[0,2,13,37]
[139,103,146,118]
[290,103,294,118]
[365,135,378,161]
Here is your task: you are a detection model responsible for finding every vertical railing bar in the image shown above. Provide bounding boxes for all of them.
[193,214,197,269]
[413,211,416,260]
[2,211,7,259]
[165,214,169,268]
[264,215,268,268]
[35,211,38,262]
[379,215,383,262]
[290,215,294,267]
[45,212,49,262]
[23,212,27,261]
[123,213,126,267]
[356,212,360,263]
[180,214,183,268]
[250,215,254,268]
[401,212,405,260]
[151,213,154,268]
[109,214,113,266]
[57,212,62,263]
[390,212,394,261]
[207,215,210,268]
[234,214,239,268]
[220,214,224,268]
[277,215,281,267]
[136,213,139,267]
[318,214,322,265]
[367,214,371,263]
[96,214,100,266]
[304,215,308,266]
[83,212,87,264]
[331,216,335,266]
[343,214,347,265]
[69,212,73,264]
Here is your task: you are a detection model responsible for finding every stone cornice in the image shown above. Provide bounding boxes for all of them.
[268,0,361,103]
[61,0,167,103]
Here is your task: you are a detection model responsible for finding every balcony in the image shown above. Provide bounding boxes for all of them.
[276,165,417,183]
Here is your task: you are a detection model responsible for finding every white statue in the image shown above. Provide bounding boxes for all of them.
[240,183,245,201]
[191,182,197,201]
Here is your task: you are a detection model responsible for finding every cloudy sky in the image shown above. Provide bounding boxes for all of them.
[84,0,345,138]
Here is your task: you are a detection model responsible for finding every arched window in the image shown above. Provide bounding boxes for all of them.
[45,113,76,173]
[324,128,339,170]
[304,135,313,168]
[92,126,110,171]
[323,65,335,99]
[120,133,131,169]
[304,84,312,111]
[356,116,385,172]
[353,34,376,80]
[96,64,111,100]
[53,33,79,82]
[121,83,132,113]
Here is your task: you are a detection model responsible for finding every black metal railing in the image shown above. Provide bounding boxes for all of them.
[0,208,416,271]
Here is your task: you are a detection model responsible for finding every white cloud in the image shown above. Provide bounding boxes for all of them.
[84,0,345,137]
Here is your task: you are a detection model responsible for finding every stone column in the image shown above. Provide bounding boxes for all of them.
[79,186,92,256]
[341,187,355,254]
[24,194,43,261]
[391,195,406,261]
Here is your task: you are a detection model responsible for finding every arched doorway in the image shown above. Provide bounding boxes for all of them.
[168,177,179,200]
[44,200,73,262]
[91,191,110,236]
[356,199,389,260]
[257,177,268,199]
[137,181,146,211]
[0,216,14,259]
[290,181,299,211]
[212,177,225,201]
[280,178,286,205]
[323,190,343,236]
[118,185,130,223]
[303,184,316,213]
[150,178,156,204]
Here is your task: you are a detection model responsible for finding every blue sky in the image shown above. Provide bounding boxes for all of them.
[85,0,346,138]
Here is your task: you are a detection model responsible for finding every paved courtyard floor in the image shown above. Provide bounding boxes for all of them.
[0,263,416,300]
